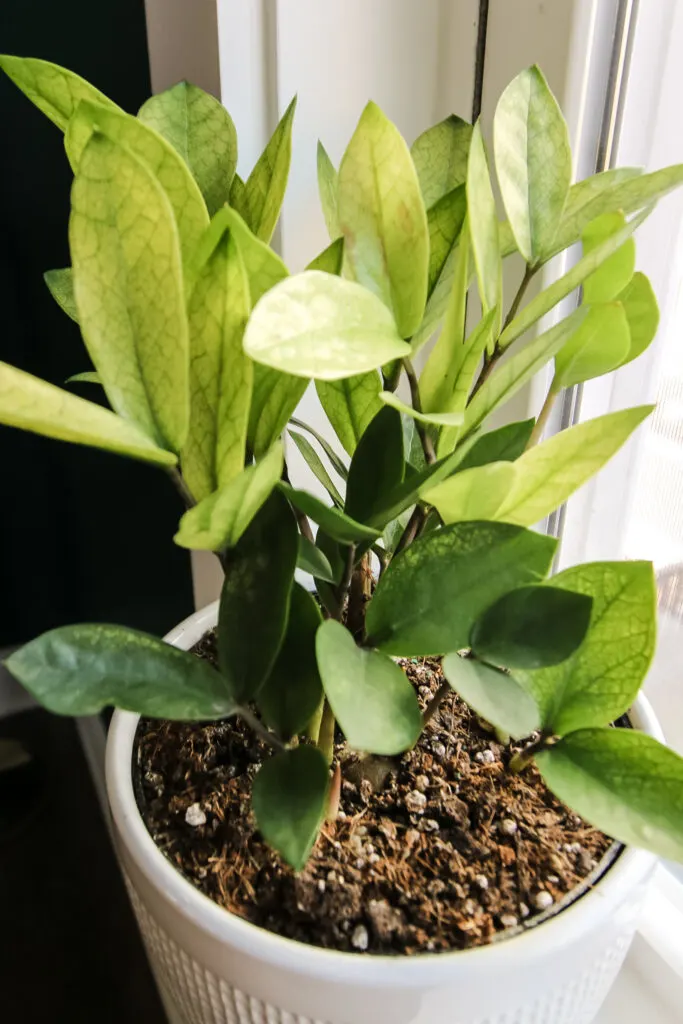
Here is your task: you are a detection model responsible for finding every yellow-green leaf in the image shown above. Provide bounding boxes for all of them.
[411,115,472,210]
[581,211,636,304]
[306,237,344,275]
[618,271,660,366]
[467,123,501,318]
[220,207,288,301]
[426,185,467,295]
[316,372,382,456]
[0,54,120,131]
[378,391,464,427]
[69,132,189,452]
[44,267,78,322]
[554,303,631,389]
[422,461,517,523]
[317,140,340,239]
[248,366,308,458]
[241,98,296,242]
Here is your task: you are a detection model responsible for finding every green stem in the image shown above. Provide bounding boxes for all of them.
[403,357,436,465]
[238,707,287,752]
[509,732,554,773]
[422,679,451,728]
[469,265,536,402]
[317,700,336,764]
[526,382,559,449]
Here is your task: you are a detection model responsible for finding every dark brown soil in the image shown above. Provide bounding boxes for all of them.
[135,632,613,955]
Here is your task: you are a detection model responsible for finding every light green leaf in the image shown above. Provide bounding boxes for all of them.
[426,185,467,296]
[345,407,404,525]
[0,54,120,131]
[316,620,422,755]
[338,101,429,338]
[138,81,237,216]
[317,141,340,238]
[410,243,459,355]
[66,371,100,385]
[241,98,296,242]
[257,584,323,740]
[378,392,464,427]
[581,212,636,304]
[44,268,78,321]
[296,535,336,583]
[365,521,556,656]
[493,66,571,264]
[464,306,589,437]
[280,483,380,544]
[252,745,329,870]
[456,419,534,471]
[70,132,189,452]
[467,123,501,318]
[218,490,298,701]
[0,361,175,466]
[5,624,233,719]
[174,443,283,551]
[289,416,349,479]
[617,271,660,366]
[442,654,540,740]
[423,461,517,523]
[499,205,652,350]
[316,372,382,456]
[65,101,209,273]
[519,561,656,733]
[289,430,343,506]
[306,237,344,275]
[495,406,652,526]
[429,306,498,432]
[243,271,410,380]
[221,207,289,302]
[411,115,472,210]
[471,585,592,670]
[537,729,683,862]
[182,214,251,501]
[248,366,307,458]
[554,302,631,389]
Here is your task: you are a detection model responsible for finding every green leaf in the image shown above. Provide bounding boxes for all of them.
[241,98,296,241]
[537,729,683,862]
[499,205,652,350]
[456,419,534,471]
[410,243,459,355]
[65,100,210,273]
[316,620,422,755]
[289,416,349,479]
[495,406,653,526]
[422,461,517,523]
[493,66,571,264]
[467,123,501,318]
[296,535,336,583]
[428,307,498,430]
[306,237,344,275]
[471,585,592,670]
[5,624,233,719]
[70,132,189,452]
[338,101,429,338]
[581,212,636,304]
[221,207,289,302]
[402,415,427,472]
[174,443,283,551]
[345,406,404,524]
[411,115,472,210]
[218,491,298,701]
[616,271,660,366]
[442,654,540,740]
[182,215,251,501]
[66,371,100,385]
[464,306,589,437]
[257,584,324,739]
[519,561,656,734]
[0,54,120,131]
[138,81,237,216]
[243,271,410,380]
[248,366,308,459]
[44,268,78,321]
[426,186,467,295]
[365,521,556,656]
[382,506,414,554]
[378,392,464,427]
[252,745,329,870]
[228,171,249,220]
[554,303,631,389]
[289,430,343,506]
[0,361,175,466]
[316,373,382,456]
[280,483,380,544]
[317,141,340,238]
[314,530,345,585]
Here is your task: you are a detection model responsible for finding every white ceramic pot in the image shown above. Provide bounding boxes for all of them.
[106,602,662,1024]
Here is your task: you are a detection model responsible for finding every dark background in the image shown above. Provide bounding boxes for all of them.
[0,0,194,646]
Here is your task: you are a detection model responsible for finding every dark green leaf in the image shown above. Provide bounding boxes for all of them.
[456,419,534,471]
[289,431,343,506]
[241,98,296,241]
[315,530,345,585]
[218,491,298,701]
[306,237,344,275]
[365,521,556,655]
[248,366,308,459]
[6,625,234,719]
[289,417,349,480]
[316,373,383,457]
[280,483,380,544]
[252,745,329,870]
[44,268,77,321]
[470,585,593,670]
[537,729,683,862]
[316,620,422,755]
[442,654,540,739]
[296,535,336,584]
[257,584,323,739]
[411,115,472,209]
[345,407,404,524]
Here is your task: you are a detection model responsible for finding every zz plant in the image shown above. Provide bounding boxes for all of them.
[3,56,683,871]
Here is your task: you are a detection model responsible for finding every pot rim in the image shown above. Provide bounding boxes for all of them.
[106,599,661,988]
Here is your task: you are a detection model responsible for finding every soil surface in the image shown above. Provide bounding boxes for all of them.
[135,633,613,955]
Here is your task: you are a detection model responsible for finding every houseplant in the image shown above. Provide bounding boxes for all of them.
[2,53,683,1022]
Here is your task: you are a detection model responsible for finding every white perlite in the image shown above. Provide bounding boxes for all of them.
[351,924,369,951]
[185,803,207,827]
[533,890,554,911]
[405,790,427,813]
[500,818,518,835]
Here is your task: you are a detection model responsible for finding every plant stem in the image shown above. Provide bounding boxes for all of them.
[327,762,342,821]
[317,700,336,764]
[393,504,426,558]
[403,358,436,465]
[238,707,287,752]
[503,264,535,332]
[469,265,536,402]
[526,383,559,449]
[347,553,372,639]
[169,468,196,509]
[509,732,554,773]
[334,543,356,616]
[422,679,451,728]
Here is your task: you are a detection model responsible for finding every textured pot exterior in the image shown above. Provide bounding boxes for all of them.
[106,602,662,1024]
